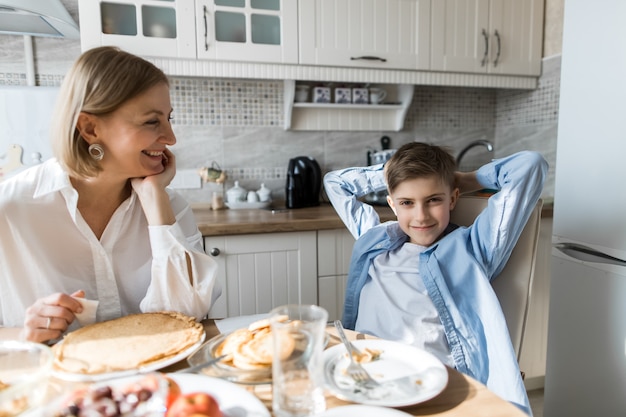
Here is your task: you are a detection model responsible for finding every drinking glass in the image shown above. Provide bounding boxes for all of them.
[270,304,328,417]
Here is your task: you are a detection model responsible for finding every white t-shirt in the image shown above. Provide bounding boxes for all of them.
[355,242,454,366]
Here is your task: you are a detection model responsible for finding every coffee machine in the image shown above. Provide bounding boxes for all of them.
[364,136,396,205]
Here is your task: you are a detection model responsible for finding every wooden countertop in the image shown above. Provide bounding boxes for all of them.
[192,200,553,237]
[192,202,395,236]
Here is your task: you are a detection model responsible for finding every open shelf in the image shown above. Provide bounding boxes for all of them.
[283,80,414,131]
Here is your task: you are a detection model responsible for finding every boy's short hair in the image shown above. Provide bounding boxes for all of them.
[384,142,457,193]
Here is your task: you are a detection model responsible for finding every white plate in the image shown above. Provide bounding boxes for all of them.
[225,201,271,210]
[51,332,206,382]
[318,405,412,417]
[171,373,270,416]
[28,373,270,417]
[323,339,448,407]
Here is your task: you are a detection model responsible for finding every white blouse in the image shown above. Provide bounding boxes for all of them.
[0,159,220,328]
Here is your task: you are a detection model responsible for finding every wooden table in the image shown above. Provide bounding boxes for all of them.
[189,320,527,417]
[1,321,526,417]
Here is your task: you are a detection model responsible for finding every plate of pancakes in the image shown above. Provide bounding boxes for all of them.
[187,317,278,384]
[51,311,205,382]
[188,316,331,385]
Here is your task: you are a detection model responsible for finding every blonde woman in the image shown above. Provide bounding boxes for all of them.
[0,47,220,343]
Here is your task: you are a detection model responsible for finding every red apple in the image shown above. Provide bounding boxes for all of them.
[166,392,222,417]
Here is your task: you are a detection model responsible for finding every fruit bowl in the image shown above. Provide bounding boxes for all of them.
[0,340,53,416]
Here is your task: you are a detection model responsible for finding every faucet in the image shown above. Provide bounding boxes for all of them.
[456,140,494,168]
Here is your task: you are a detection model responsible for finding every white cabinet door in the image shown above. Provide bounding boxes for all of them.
[431,0,543,76]
[78,0,197,58]
[205,231,317,318]
[195,0,298,63]
[317,229,355,321]
[299,0,431,70]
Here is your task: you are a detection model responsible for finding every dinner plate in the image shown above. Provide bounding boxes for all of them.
[323,339,448,407]
[317,405,412,417]
[26,373,270,417]
[51,332,206,382]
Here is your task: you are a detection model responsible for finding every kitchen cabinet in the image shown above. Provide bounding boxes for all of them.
[299,0,431,71]
[195,0,298,63]
[431,0,544,76]
[317,229,355,321]
[283,80,415,131]
[78,0,197,59]
[79,0,297,64]
[205,231,317,318]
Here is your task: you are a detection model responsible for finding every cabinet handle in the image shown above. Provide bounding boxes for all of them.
[493,30,501,67]
[203,5,209,51]
[350,56,387,63]
[481,29,489,67]
[209,247,220,256]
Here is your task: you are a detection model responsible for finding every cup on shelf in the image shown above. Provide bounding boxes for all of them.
[369,87,387,104]
[295,85,310,103]
[352,88,369,104]
[270,304,328,417]
[334,87,352,104]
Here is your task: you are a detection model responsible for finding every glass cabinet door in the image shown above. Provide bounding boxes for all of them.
[99,0,178,38]
[196,0,297,63]
[79,0,196,59]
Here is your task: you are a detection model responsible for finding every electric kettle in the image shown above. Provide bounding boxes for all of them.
[285,156,322,209]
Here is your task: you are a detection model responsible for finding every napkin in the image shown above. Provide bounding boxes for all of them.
[73,297,99,326]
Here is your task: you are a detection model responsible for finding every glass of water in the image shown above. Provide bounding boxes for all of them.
[270,304,328,417]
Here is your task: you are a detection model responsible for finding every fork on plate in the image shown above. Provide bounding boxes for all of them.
[333,320,379,387]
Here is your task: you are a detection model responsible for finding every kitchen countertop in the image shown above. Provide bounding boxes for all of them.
[192,200,553,237]
[192,202,395,236]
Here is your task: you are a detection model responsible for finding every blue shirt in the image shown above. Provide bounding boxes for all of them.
[324,151,548,415]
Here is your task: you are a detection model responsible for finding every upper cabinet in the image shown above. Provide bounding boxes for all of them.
[195,0,298,63]
[299,0,431,70]
[78,0,197,59]
[431,0,544,76]
[77,0,544,88]
[78,0,297,63]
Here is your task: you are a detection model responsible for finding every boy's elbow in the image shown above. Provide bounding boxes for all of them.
[518,151,549,182]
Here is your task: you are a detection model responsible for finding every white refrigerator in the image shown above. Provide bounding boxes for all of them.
[543,1,626,416]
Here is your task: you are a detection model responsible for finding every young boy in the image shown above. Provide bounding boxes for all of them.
[324,142,547,415]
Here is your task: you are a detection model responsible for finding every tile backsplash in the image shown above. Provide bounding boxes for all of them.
[1,29,559,203]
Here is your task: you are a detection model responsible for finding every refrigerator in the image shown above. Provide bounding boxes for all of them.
[543,1,626,416]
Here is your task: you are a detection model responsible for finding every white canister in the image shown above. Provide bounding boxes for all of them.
[226,181,247,203]
[257,183,272,202]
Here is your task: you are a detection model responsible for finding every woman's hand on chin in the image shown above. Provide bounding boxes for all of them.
[131,149,177,196]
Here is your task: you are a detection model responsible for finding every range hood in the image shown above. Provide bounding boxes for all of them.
[0,0,79,38]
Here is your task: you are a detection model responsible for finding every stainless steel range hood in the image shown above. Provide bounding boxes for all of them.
[0,0,79,38]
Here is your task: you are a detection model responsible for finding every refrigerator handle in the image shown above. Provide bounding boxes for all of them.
[554,243,626,267]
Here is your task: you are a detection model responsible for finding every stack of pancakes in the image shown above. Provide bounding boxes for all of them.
[215,316,294,371]
[52,311,204,375]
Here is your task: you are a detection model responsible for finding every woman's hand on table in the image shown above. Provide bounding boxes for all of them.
[21,290,85,343]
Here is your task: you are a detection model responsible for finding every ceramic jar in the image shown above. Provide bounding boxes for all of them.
[226,181,247,203]
[257,183,272,202]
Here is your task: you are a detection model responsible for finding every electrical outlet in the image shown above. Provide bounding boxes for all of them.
[169,169,202,189]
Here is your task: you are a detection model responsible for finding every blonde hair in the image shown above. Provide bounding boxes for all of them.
[384,142,457,194]
[51,46,169,178]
